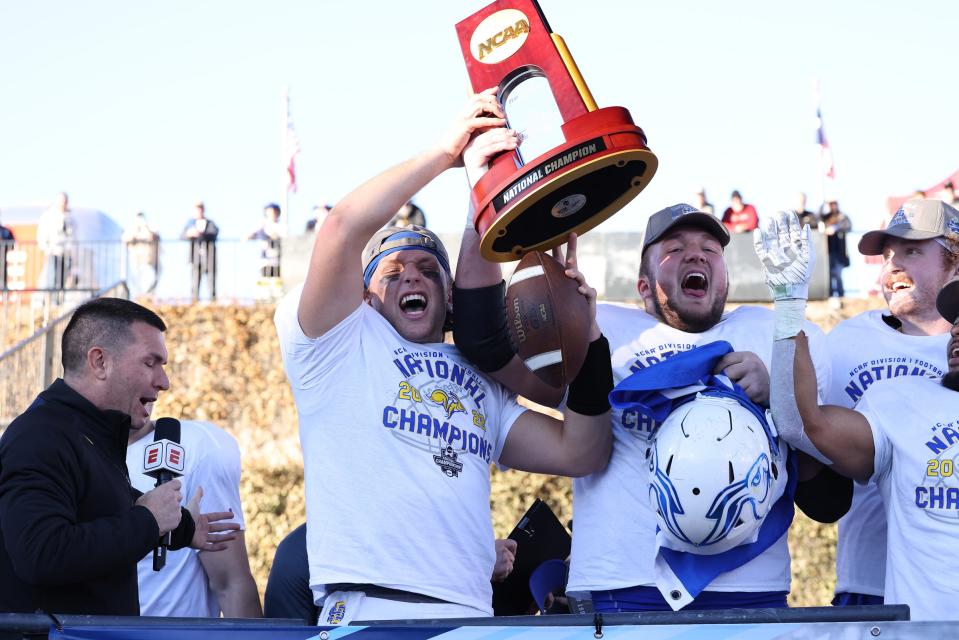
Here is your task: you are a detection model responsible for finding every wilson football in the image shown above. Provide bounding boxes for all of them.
[506,251,590,388]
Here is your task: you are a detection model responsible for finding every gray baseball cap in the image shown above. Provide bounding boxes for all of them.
[859,198,959,256]
[361,225,451,287]
[642,203,730,255]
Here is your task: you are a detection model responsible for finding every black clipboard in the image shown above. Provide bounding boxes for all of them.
[492,499,571,616]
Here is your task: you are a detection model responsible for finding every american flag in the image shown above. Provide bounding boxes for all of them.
[283,95,301,192]
[814,105,835,180]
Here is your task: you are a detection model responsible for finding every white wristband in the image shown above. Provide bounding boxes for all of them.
[774,298,806,341]
[770,339,833,465]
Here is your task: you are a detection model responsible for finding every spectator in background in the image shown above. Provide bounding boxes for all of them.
[0,209,14,291]
[792,192,817,228]
[721,190,758,233]
[305,205,332,233]
[248,203,284,278]
[694,188,714,216]
[128,412,261,617]
[181,201,219,302]
[941,181,959,207]
[388,201,426,228]
[36,191,77,290]
[122,212,160,298]
[820,199,852,307]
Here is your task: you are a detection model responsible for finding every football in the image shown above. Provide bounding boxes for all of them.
[506,251,590,388]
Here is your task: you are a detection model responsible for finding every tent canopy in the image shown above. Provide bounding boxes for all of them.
[1,206,122,243]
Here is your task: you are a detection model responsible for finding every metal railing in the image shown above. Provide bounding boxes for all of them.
[0,288,114,357]
[0,281,129,430]
[0,237,288,349]
[133,238,286,303]
[0,613,307,638]
[0,239,124,294]
[1,237,288,302]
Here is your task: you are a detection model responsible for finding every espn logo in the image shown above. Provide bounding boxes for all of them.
[143,439,186,475]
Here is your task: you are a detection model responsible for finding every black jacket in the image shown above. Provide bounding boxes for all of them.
[0,379,195,615]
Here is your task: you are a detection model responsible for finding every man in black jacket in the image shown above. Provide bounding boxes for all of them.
[0,298,238,615]
[181,201,220,302]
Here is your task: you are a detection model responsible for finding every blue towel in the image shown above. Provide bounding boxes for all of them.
[608,340,796,609]
[609,340,779,455]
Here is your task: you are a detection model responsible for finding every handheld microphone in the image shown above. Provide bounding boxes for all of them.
[142,417,185,571]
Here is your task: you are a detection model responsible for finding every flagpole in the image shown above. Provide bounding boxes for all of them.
[813,79,824,212]
[283,86,292,238]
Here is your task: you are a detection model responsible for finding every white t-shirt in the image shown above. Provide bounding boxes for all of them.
[826,310,948,597]
[274,287,524,615]
[127,420,246,617]
[856,376,959,621]
[567,303,831,594]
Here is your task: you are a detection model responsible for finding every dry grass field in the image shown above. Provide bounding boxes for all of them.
[147,295,886,608]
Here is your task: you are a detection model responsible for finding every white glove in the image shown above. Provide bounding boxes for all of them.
[753,211,815,301]
[754,211,815,340]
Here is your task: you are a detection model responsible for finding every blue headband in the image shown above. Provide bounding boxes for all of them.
[363,231,451,287]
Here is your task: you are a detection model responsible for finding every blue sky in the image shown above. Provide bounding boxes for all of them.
[2,0,957,240]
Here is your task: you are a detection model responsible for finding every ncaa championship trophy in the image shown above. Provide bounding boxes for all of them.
[456,0,658,261]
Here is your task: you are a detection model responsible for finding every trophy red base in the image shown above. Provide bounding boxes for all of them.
[457,0,658,262]
[472,106,656,261]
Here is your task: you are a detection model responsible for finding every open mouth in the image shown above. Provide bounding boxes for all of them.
[887,279,913,294]
[139,397,156,414]
[682,272,709,297]
[399,293,428,315]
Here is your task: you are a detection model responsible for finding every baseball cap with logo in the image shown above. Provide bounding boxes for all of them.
[858,198,959,256]
[362,225,451,287]
[642,203,731,256]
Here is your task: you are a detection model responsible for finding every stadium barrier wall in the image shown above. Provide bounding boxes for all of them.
[0,605,932,640]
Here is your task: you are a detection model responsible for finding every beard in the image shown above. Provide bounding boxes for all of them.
[887,288,930,319]
[648,275,727,333]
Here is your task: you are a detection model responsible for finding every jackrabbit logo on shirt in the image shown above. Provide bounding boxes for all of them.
[383,346,495,477]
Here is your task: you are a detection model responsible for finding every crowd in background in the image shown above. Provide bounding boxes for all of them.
[694,184,959,307]
[5,183,959,311]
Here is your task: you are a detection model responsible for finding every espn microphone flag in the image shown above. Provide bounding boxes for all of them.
[145,418,185,571]
[283,88,301,193]
[143,438,186,476]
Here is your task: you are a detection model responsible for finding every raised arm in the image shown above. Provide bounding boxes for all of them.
[455,118,518,292]
[791,333,874,482]
[452,121,567,407]
[755,212,874,482]
[297,88,506,338]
